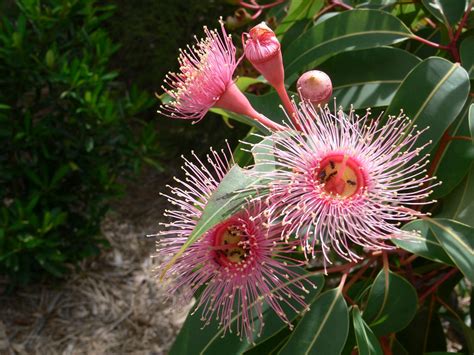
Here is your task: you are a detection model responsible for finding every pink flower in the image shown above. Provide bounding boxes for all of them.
[156,147,313,341]
[159,21,284,131]
[255,103,437,265]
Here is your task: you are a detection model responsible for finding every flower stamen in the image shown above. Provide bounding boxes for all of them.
[317,154,366,198]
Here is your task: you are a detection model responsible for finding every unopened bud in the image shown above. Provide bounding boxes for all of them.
[243,22,284,87]
[297,70,333,106]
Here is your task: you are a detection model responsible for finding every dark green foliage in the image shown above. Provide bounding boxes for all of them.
[0,0,160,284]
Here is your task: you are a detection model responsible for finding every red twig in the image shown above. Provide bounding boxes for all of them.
[238,0,285,10]
[399,253,418,266]
[343,256,376,294]
[419,268,458,303]
[310,262,357,274]
[382,251,389,271]
[410,34,450,50]
[427,130,451,178]
[315,3,337,19]
[450,135,473,142]
[380,336,393,355]
[331,0,353,10]
[453,2,473,42]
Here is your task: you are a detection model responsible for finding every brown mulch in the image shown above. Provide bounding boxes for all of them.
[0,169,192,354]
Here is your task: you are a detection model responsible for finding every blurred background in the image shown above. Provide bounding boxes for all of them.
[0,0,250,353]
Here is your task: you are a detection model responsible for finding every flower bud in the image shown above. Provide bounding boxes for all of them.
[243,22,284,87]
[297,70,333,106]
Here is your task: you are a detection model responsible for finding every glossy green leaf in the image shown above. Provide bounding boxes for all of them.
[160,165,265,277]
[428,218,474,282]
[352,306,383,355]
[235,76,265,92]
[244,327,292,355]
[396,220,454,265]
[355,0,397,11]
[421,0,468,26]
[470,103,474,140]
[283,9,412,83]
[384,57,470,151]
[318,47,421,109]
[276,0,323,38]
[363,270,418,335]
[397,307,447,354]
[341,315,356,355]
[247,91,291,125]
[279,288,349,355]
[438,163,474,227]
[432,98,474,198]
[460,36,474,79]
[233,128,261,167]
[391,338,409,355]
[170,272,325,355]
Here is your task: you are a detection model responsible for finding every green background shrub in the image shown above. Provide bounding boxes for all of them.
[0,0,160,284]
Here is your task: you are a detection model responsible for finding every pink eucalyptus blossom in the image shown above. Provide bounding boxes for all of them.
[155,147,314,341]
[253,102,438,266]
[159,21,283,131]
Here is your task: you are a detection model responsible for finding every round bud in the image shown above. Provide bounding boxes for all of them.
[297,70,333,106]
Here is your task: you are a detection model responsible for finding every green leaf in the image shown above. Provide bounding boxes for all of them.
[470,104,474,139]
[235,76,264,92]
[396,220,454,265]
[352,306,383,355]
[160,165,264,278]
[233,128,261,167]
[247,91,291,125]
[275,0,323,38]
[384,57,470,151]
[45,49,55,68]
[460,36,474,79]
[50,164,70,188]
[363,270,418,335]
[283,9,412,83]
[421,0,468,26]
[428,218,474,283]
[438,162,474,227]
[279,287,349,355]
[244,327,292,355]
[318,47,421,109]
[170,272,325,355]
[391,338,409,355]
[397,307,447,354]
[432,99,474,198]
[355,0,397,10]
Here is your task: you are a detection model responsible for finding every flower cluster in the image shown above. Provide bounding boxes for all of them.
[156,20,436,341]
